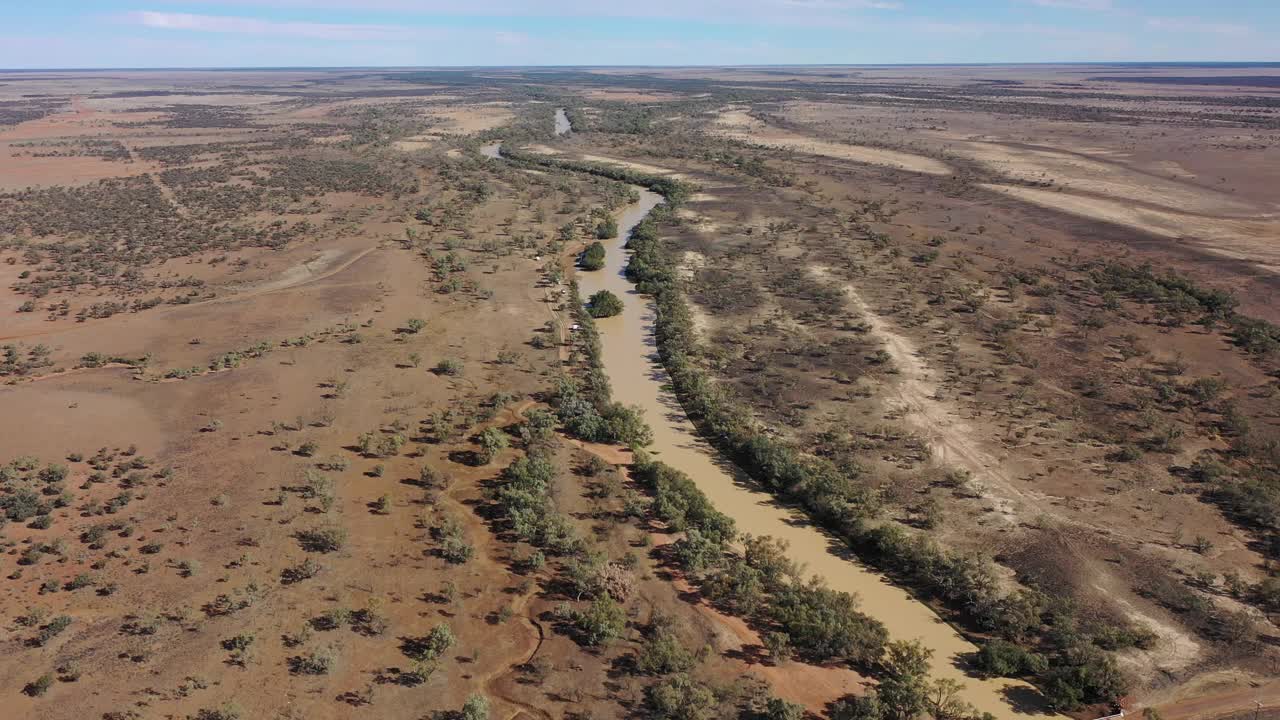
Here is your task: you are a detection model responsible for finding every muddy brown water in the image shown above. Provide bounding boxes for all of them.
[490,147,1056,718]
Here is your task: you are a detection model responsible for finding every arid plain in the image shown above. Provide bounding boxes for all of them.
[2,64,1279,720]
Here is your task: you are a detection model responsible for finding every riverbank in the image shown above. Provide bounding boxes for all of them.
[487,140,1056,719]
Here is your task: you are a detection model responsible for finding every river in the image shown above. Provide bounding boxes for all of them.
[487,145,1054,718]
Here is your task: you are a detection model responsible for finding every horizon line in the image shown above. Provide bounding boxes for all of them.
[3,60,1280,73]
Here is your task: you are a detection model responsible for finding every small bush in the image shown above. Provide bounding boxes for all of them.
[289,646,338,675]
[462,694,490,720]
[571,595,627,646]
[434,358,464,376]
[34,615,72,646]
[24,673,54,697]
[296,526,347,553]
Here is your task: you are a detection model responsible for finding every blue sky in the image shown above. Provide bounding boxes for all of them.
[0,1,1277,68]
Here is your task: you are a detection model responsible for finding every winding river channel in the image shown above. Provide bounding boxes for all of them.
[486,140,1054,719]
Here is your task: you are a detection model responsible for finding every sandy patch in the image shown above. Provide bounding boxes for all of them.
[522,144,560,155]
[312,133,351,145]
[1145,671,1280,720]
[579,89,685,102]
[983,184,1280,274]
[205,247,374,305]
[710,109,951,176]
[86,93,291,111]
[958,141,1262,216]
[678,252,714,338]
[392,136,436,151]
[676,208,722,233]
[813,266,1021,522]
[422,104,514,135]
[0,385,165,460]
[574,153,688,179]
[678,250,707,282]
[1101,587,1201,676]
[0,150,158,189]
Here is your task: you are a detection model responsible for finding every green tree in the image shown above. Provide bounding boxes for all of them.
[769,581,888,665]
[595,216,618,240]
[587,290,624,318]
[573,595,626,646]
[645,673,716,720]
[476,427,509,465]
[877,640,932,720]
[462,694,490,720]
[636,615,698,675]
[405,623,455,663]
[581,241,606,271]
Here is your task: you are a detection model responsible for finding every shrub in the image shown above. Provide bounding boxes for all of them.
[974,639,1047,678]
[632,457,734,543]
[296,526,347,553]
[222,634,255,652]
[64,573,95,590]
[594,216,618,240]
[830,695,885,720]
[24,673,54,697]
[462,694,490,720]
[768,581,887,665]
[645,673,717,720]
[572,595,627,646]
[431,514,474,563]
[357,431,405,458]
[1039,646,1129,710]
[289,646,338,675]
[313,607,351,631]
[434,358,464,376]
[35,615,72,646]
[192,704,242,720]
[403,623,455,662]
[760,697,806,720]
[476,427,510,465]
[637,617,698,675]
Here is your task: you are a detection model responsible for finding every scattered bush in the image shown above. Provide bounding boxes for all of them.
[23,673,54,697]
[296,526,347,553]
[434,358,464,376]
[570,595,627,646]
[645,673,717,720]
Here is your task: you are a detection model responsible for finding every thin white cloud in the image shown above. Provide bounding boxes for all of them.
[1027,0,1112,9]
[774,0,903,9]
[493,30,529,46]
[149,0,902,20]
[1146,16,1252,36]
[131,10,411,40]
